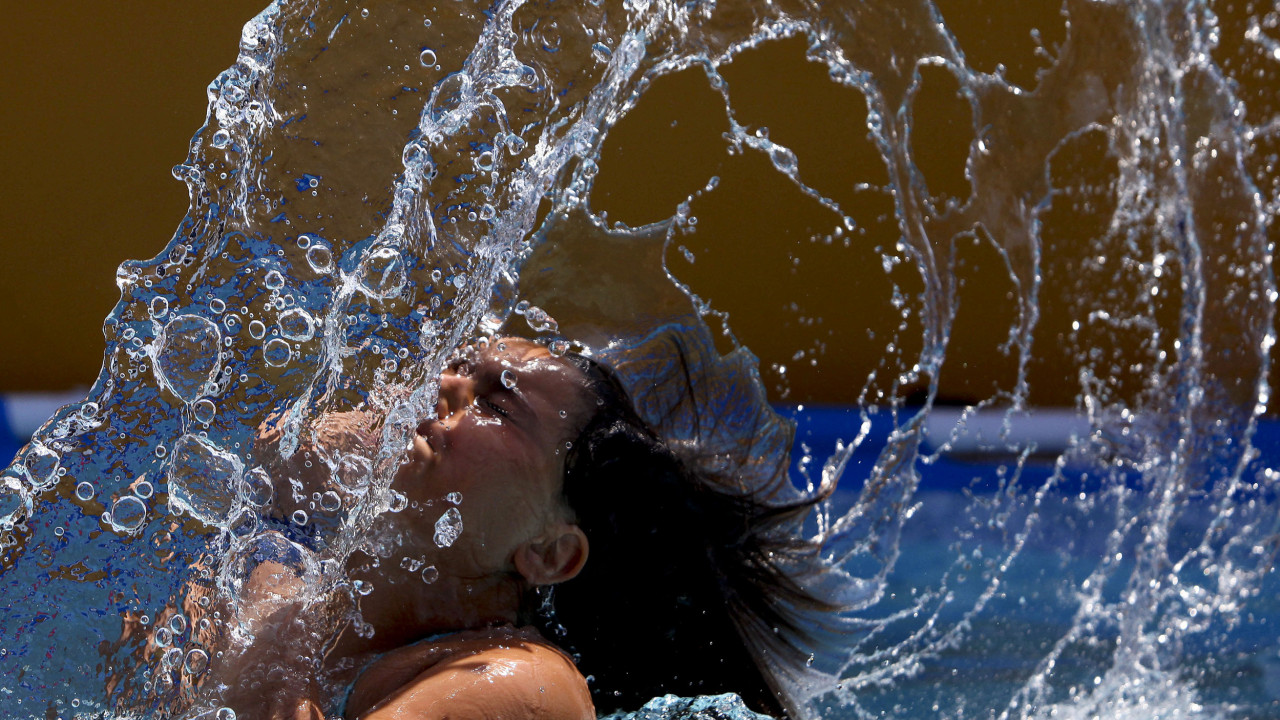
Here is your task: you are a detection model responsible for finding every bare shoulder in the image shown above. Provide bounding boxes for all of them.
[351,627,595,720]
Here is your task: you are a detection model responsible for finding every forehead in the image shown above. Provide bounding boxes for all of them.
[474,338,589,413]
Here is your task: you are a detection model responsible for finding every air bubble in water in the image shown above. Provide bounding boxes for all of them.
[320,491,342,512]
[107,496,147,534]
[278,308,316,342]
[475,151,494,171]
[22,443,61,491]
[421,565,439,584]
[291,509,309,526]
[420,49,437,67]
[216,707,237,720]
[334,454,371,491]
[211,129,231,149]
[248,320,267,340]
[434,507,463,547]
[500,369,517,389]
[446,491,462,505]
[306,244,334,274]
[209,298,226,314]
[0,473,33,531]
[183,648,209,675]
[167,434,243,528]
[169,614,187,634]
[74,481,94,501]
[154,627,172,648]
[263,338,292,367]
[357,247,407,299]
[135,480,154,499]
[241,467,273,506]
[152,315,222,404]
[193,399,216,425]
[150,296,169,319]
[265,270,286,291]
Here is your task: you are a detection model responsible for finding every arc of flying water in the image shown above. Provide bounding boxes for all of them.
[271,1,659,563]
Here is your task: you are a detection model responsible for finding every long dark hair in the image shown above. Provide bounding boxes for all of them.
[524,353,836,718]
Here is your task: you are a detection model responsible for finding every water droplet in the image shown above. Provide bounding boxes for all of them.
[263,338,292,367]
[433,507,463,547]
[421,565,439,584]
[388,489,409,513]
[278,308,316,343]
[152,315,222,404]
[166,434,243,529]
[523,306,559,333]
[306,244,334,274]
[108,496,148,534]
[500,369,517,389]
[420,48,437,66]
[446,491,463,505]
[548,339,569,356]
[75,481,94,502]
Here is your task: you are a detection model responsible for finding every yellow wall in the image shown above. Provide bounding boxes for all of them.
[1,3,1274,409]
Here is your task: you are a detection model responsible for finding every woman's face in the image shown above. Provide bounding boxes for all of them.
[377,337,592,582]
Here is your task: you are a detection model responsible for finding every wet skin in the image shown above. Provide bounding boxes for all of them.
[210,338,598,719]
[345,337,594,650]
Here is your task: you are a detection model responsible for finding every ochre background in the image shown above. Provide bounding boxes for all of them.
[1,3,1274,409]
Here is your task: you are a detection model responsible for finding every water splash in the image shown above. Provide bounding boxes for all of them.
[1,0,1277,718]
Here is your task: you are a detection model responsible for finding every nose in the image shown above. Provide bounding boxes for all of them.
[436,369,474,421]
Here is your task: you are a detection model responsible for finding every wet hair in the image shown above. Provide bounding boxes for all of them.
[523,353,836,718]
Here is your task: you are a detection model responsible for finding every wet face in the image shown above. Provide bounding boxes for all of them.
[378,337,593,583]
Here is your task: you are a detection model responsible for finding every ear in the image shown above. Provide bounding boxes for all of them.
[513,523,589,586]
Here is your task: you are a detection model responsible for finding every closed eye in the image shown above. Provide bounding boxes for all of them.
[479,397,511,419]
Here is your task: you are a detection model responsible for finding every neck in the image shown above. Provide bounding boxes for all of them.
[325,571,525,663]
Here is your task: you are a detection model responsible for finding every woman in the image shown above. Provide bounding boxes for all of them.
[206,336,834,719]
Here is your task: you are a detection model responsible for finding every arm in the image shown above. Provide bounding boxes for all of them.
[352,634,595,720]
